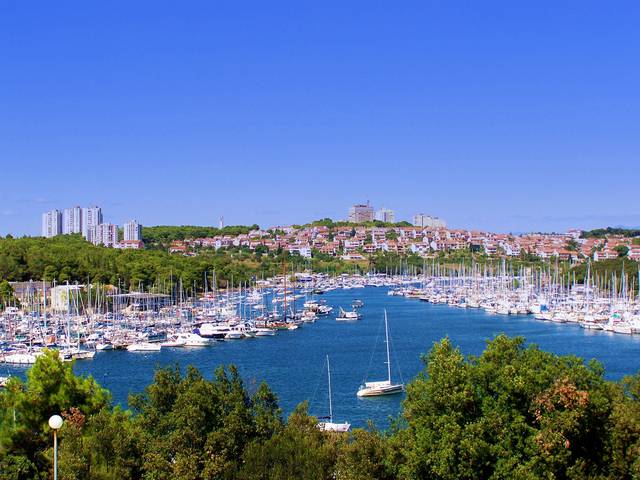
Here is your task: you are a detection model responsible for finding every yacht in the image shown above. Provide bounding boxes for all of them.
[126,342,162,352]
[175,332,210,346]
[198,323,231,339]
[357,311,404,397]
[336,307,361,321]
[255,327,276,337]
[1,351,41,364]
[161,335,187,347]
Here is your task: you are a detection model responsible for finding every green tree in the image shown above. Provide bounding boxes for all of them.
[566,239,580,252]
[614,245,630,258]
[385,231,398,241]
[0,350,109,479]
[0,280,17,309]
[336,425,395,480]
[398,335,614,479]
[237,402,340,480]
[57,407,143,480]
[129,364,281,480]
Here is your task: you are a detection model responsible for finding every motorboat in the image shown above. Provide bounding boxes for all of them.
[254,328,276,337]
[198,323,231,339]
[126,342,162,352]
[176,332,210,346]
[336,307,361,321]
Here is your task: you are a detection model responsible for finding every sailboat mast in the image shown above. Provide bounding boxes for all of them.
[385,310,391,383]
[327,355,333,422]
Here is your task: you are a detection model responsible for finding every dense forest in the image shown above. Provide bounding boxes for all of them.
[0,235,362,290]
[2,335,640,479]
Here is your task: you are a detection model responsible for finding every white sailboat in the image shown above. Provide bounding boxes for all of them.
[317,355,351,433]
[357,310,404,397]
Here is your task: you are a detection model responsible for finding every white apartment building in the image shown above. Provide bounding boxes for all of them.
[92,223,118,247]
[41,210,62,238]
[63,206,83,234]
[413,213,446,228]
[82,206,103,242]
[375,208,395,223]
[123,220,142,241]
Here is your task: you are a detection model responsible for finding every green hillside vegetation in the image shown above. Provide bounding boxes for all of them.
[580,227,640,239]
[2,335,640,479]
[142,225,260,249]
[0,235,359,290]
[571,258,640,288]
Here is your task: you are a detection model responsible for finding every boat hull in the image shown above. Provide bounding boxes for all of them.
[357,384,404,397]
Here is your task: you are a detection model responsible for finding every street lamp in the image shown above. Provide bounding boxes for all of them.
[48,415,63,480]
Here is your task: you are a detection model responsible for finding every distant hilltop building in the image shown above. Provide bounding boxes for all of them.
[40,204,143,249]
[123,220,142,241]
[92,223,118,247]
[82,206,103,242]
[413,213,446,228]
[41,209,62,237]
[348,202,374,223]
[43,206,103,238]
[63,206,82,234]
[375,208,395,223]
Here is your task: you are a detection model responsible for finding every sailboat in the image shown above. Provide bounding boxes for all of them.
[357,310,404,397]
[317,355,351,433]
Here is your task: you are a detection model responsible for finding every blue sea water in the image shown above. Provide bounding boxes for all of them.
[5,287,640,429]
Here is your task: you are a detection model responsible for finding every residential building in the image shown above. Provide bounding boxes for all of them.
[116,240,144,249]
[413,213,446,228]
[92,223,118,247]
[375,208,395,223]
[82,206,103,242]
[348,202,374,223]
[41,209,62,238]
[8,281,51,309]
[63,206,83,234]
[123,220,142,241]
[50,284,84,312]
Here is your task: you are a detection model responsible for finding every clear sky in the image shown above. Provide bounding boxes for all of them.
[1,1,639,236]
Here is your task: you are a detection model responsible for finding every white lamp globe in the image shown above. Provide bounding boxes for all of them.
[48,415,63,430]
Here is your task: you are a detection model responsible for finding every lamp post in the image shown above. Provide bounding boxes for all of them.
[48,415,63,480]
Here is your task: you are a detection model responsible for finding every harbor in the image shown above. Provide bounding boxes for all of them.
[2,272,640,428]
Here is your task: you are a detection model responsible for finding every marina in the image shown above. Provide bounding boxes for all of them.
[2,273,640,428]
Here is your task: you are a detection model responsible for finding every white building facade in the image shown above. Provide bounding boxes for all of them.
[413,213,446,228]
[92,223,118,247]
[123,220,142,241]
[41,210,62,238]
[63,206,83,234]
[82,206,103,242]
[375,208,395,223]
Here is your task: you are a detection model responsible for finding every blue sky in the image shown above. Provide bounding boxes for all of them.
[1,1,639,235]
